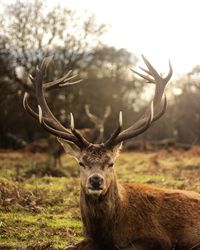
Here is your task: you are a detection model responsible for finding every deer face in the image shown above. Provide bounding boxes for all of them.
[58,140,121,197]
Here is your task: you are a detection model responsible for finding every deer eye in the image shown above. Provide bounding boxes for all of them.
[79,162,85,168]
[108,162,114,168]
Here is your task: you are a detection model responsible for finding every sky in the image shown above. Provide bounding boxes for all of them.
[2,0,200,79]
[62,0,200,79]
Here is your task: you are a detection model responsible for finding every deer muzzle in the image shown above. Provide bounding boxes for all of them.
[87,174,104,195]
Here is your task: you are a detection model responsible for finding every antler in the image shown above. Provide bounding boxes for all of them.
[84,105,112,143]
[105,55,173,148]
[84,105,111,125]
[103,106,111,119]
[28,56,83,91]
[84,104,99,125]
[23,56,89,149]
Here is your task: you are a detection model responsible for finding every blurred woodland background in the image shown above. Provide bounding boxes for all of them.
[0,0,199,150]
[0,1,200,249]
[0,0,199,153]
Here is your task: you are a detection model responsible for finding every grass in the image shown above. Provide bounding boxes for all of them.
[0,147,200,249]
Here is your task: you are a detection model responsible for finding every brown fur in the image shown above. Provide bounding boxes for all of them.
[80,183,200,250]
[63,144,200,250]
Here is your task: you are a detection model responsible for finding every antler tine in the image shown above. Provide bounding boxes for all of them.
[142,55,160,79]
[110,102,154,144]
[85,105,111,124]
[23,92,54,124]
[103,106,111,119]
[131,68,154,83]
[120,94,167,136]
[39,55,54,74]
[37,107,83,147]
[32,56,68,131]
[105,56,172,148]
[23,56,90,149]
[138,66,152,76]
[23,90,77,141]
[23,92,39,120]
[164,61,173,82]
[141,56,172,109]
[105,111,123,147]
[84,104,99,124]
[44,70,83,91]
[85,104,93,118]
[23,92,72,130]
[70,113,90,147]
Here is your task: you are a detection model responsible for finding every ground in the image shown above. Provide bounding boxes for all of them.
[0,147,200,249]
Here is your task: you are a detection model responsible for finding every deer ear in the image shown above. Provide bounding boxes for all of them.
[112,142,123,160]
[57,138,81,160]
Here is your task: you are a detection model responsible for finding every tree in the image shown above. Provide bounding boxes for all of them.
[145,68,200,145]
[171,71,200,144]
[1,0,106,87]
[0,0,106,146]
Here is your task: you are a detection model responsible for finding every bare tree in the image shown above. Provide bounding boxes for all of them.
[0,0,106,146]
[1,0,106,89]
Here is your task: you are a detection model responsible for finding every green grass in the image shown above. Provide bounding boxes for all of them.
[0,148,200,249]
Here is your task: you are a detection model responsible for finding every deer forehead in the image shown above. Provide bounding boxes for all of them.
[81,145,112,166]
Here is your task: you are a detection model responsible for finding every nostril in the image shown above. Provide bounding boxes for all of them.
[89,175,103,188]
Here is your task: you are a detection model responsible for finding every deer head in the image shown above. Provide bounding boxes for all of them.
[23,55,172,198]
[84,104,111,143]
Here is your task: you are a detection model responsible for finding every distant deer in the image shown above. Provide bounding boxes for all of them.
[84,104,111,143]
[49,105,111,167]
[23,56,200,250]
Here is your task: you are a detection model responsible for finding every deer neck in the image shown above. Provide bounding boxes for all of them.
[80,176,122,243]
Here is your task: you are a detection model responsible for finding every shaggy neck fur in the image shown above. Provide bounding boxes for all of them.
[80,175,121,250]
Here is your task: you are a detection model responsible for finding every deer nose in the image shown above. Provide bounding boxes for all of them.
[89,174,104,189]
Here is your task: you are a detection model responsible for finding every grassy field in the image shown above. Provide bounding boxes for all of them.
[0,148,200,249]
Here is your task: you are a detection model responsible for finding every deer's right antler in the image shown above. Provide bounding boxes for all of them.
[105,55,173,148]
[23,56,89,149]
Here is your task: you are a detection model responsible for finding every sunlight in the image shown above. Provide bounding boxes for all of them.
[58,0,200,77]
[2,0,200,77]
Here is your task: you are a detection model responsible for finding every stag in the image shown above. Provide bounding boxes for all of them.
[84,104,111,143]
[23,56,200,250]
[49,105,111,167]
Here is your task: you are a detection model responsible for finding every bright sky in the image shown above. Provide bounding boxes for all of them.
[2,0,200,79]
[62,0,200,79]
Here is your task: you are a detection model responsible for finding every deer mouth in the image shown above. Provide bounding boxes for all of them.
[88,187,103,191]
[87,186,104,195]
